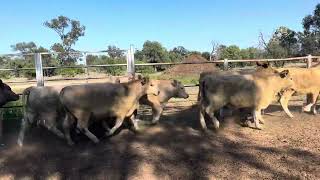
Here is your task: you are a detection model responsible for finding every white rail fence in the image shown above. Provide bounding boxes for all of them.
[1,50,319,86]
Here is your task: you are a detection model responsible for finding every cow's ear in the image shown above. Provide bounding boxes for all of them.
[279,70,289,78]
[141,77,149,85]
[172,79,178,87]
[256,62,269,68]
[115,78,120,83]
[137,74,143,80]
[0,79,2,84]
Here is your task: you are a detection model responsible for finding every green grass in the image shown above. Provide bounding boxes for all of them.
[147,73,199,85]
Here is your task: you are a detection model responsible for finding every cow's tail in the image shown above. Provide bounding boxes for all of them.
[59,88,77,127]
[198,79,207,103]
[21,87,34,114]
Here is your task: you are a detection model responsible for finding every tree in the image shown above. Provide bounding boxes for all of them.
[141,41,169,63]
[201,52,211,60]
[210,41,220,61]
[240,47,264,59]
[44,16,85,65]
[106,45,124,59]
[171,46,189,57]
[11,42,37,54]
[219,45,241,60]
[300,4,320,55]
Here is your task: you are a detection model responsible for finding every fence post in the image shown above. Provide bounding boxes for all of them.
[0,109,2,142]
[34,53,44,86]
[307,54,312,68]
[223,59,228,70]
[127,45,135,77]
[83,52,89,83]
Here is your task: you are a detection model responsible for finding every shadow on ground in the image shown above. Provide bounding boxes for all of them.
[0,105,319,179]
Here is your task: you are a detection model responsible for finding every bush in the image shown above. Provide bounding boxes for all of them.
[56,68,85,77]
[0,71,11,79]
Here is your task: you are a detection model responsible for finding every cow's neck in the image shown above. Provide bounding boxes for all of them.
[125,83,145,102]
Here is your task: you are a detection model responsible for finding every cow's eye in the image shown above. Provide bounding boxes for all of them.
[150,84,154,87]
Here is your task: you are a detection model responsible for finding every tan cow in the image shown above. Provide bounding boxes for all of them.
[60,77,159,145]
[199,69,294,130]
[197,62,278,101]
[278,67,320,118]
[138,79,189,124]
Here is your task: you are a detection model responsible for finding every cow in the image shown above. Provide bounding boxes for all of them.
[0,80,19,107]
[138,79,189,124]
[199,69,294,130]
[17,77,121,147]
[277,67,320,118]
[197,62,277,101]
[17,86,66,147]
[60,77,159,145]
[197,62,278,121]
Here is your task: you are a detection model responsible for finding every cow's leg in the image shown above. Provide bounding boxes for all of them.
[151,103,163,124]
[62,114,75,146]
[199,104,208,130]
[302,93,317,113]
[42,114,64,139]
[128,114,140,131]
[205,106,219,129]
[17,118,31,147]
[76,112,99,144]
[253,110,262,130]
[279,90,295,118]
[106,116,124,136]
[309,92,319,115]
[101,120,111,132]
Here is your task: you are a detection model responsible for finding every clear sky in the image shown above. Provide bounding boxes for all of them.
[0,0,318,54]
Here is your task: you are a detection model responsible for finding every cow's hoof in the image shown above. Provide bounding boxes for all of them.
[67,141,75,146]
[259,120,265,124]
[213,121,220,129]
[151,120,159,125]
[17,139,23,147]
[312,108,318,115]
[255,125,263,130]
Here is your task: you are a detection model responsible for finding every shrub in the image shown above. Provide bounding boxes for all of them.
[56,68,85,77]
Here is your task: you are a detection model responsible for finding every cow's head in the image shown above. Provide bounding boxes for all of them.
[256,62,278,74]
[171,80,189,99]
[276,69,295,89]
[140,77,160,96]
[0,80,19,107]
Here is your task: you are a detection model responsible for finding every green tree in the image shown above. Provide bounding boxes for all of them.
[201,52,211,60]
[300,4,320,55]
[142,41,169,63]
[171,46,189,57]
[219,45,241,60]
[44,16,85,65]
[240,47,264,59]
[10,42,37,54]
[106,45,124,59]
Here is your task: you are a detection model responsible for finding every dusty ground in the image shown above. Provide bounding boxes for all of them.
[0,87,319,179]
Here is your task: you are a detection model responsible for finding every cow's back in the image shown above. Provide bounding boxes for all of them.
[60,83,129,115]
[26,86,64,113]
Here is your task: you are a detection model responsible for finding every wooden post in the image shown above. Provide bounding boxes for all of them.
[223,59,228,70]
[127,45,135,77]
[83,53,89,83]
[307,54,312,68]
[0,109,3,142]
[34,53,44,86]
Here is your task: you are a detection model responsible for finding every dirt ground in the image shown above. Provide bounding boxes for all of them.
[0,87,319,179]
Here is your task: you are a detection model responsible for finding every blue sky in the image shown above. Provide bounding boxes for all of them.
[0,0,318,54]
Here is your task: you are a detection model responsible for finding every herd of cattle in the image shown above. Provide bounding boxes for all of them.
[0,62,319,146]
